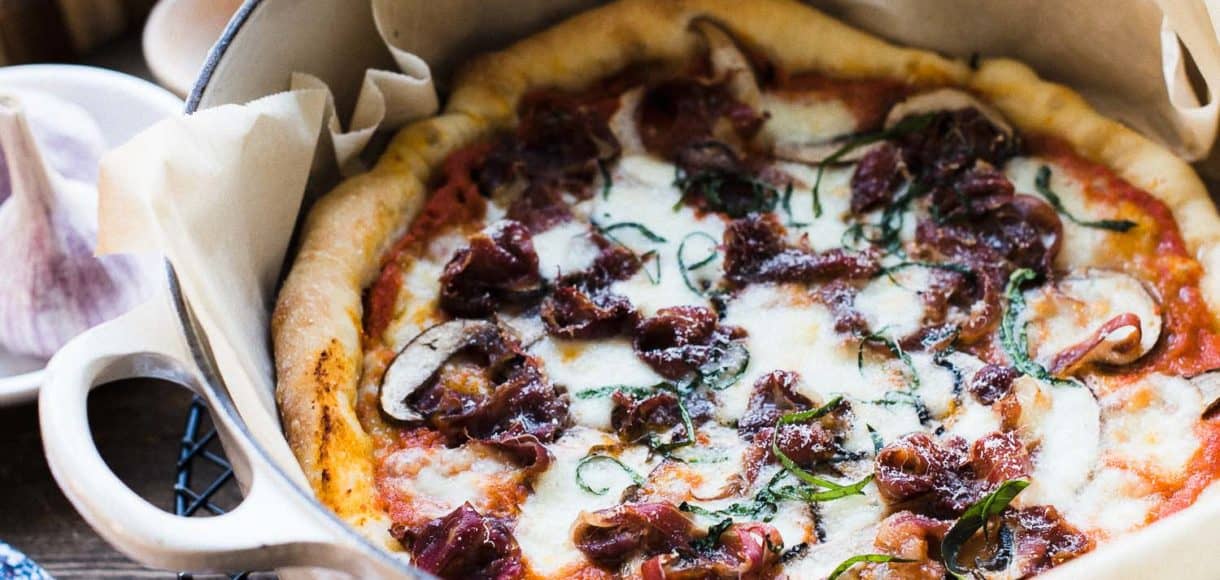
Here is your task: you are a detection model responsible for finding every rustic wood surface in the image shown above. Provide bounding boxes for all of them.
[0,32,264,580]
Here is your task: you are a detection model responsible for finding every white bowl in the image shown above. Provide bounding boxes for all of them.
[144,0,244,97]
[0,64,182,405]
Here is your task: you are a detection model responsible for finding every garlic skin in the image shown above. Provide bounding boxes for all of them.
[0,94,154,358]
[0,90,106,204]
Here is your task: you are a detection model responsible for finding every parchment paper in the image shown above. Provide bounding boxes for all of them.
[96,0,1220,492]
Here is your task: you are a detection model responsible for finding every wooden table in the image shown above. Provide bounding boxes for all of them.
[0,33,253,580]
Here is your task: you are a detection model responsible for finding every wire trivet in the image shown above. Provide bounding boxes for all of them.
[174,395,251,580]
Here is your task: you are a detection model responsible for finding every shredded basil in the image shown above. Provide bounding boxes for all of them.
[878,260,973,283]
[773,474,874,502]
[1034,165,1136,232]
[828,554,914,580]
[999,268,1080,387]
[641,250,661,285]
[857,331,921,390]
[770,397,862,491]
[866,424,884,454]
[866,390,931,425]
[648,383,697,453]
[598,221,668,244]
[575,384,661,400]
[940,478,1030,578]
[678,231,720,295]
[811,113,937,219]
[690,518,734,552]
[674,167,782,217]
[598,158,613,199]
[575,454,645,495]
[780,182,809,227]
[697,340,750,391]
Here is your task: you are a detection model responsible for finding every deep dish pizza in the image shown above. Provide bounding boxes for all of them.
[271,1,1220,578]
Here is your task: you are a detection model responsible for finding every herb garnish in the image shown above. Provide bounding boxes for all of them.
[678,231,720,295]
[597,221,668,244]
[577,382,696,452]
[940,478,1030,578]
[575,454,646,495]
[673,167,783,217]
[828,554,914,580]
[770,397,863,492]
[999,268,1080,387]
[857,331,921,390]
[811,113,937,219]
[680,470,872,524]
[691,518,734,552]
[780,182,808,227]
[641,250,661,285]
[696,340,750,391]
[1034,165,1136,232]
[866,391,931,425]
[598,158,613,199]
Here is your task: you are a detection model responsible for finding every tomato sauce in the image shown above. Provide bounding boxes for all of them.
[1032,137,1220,378]
[362,142,492,339]
[775,72,914,130]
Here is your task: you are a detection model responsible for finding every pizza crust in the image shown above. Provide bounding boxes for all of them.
[271,0,1220,554]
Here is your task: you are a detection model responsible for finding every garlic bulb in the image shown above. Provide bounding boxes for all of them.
[0,94,153,358]
[0,90,106,204]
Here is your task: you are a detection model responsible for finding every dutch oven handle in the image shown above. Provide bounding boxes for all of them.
[39,286,411,577]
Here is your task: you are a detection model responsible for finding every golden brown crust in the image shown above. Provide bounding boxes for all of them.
[271,0,1220,553]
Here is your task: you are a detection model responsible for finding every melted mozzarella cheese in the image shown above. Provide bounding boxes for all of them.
[596,155,726,315]
[533,221,600,280]
[854,266,934,340]
[775,162,855,252]
[516,428,655,576]
[1098,373,1202,480]
[380,442,519,521]
[1012,376,1101,508]
[1024,270,1162,370]
[532,336,665,430]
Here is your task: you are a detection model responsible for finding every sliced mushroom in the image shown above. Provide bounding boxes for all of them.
[691,18,761,109]
[496,311,546,349]
[380,319,500,421]
[1191,371,1220,419]
[1024,269,1162,377]
[608,87,646,155]
[772,138,884,165]
[884,88,1013,136]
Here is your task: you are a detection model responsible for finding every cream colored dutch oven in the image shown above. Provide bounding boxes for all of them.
[37,0,1220,578]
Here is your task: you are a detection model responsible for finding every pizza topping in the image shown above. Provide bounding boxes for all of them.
[395,502,524,580]
[381,319,503,421]
[640,521,783,580]
[737,370,814,436]
[1023,269,1162,376]
[884,88,1013,139]
[723,213,880,285]
[637,79,765,159]
[572,502,696,567]
[541,284,637,340]
[1007,505,1092,575]
[967,364,1019,406]
[633,306,746,380]
[390,321,568,443]
[940,478,1028,578]
[1191,370,1220,418]
[611,387,707,449]
[874,432,1031,518]
[872,511,951,577]
[478,92,620,207]
[673,141,784,218]
[849,143,904,214]
[439,220,544,318]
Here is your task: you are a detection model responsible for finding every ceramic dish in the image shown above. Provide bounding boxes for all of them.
[143,0,244,97]
[0,64,181,406]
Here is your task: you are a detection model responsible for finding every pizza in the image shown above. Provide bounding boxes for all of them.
[270,1,1220,578]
